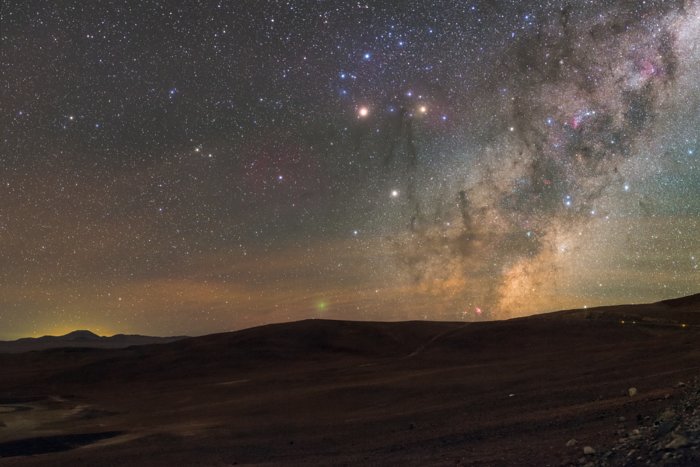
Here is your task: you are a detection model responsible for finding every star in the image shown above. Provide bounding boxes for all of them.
[1,0,697,338]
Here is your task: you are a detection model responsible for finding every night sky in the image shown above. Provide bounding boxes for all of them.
[1,1,698,339]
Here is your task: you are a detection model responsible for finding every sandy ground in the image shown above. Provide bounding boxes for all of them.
[0,294,699,465]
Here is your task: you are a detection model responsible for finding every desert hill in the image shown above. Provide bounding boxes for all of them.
[540,292,700,325]
[0,331,187,354]
[0,293,699,465]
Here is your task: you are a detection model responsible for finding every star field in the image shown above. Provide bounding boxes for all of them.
[1,1,698,338]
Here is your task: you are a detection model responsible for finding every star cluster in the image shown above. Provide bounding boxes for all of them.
[1,1,698,338]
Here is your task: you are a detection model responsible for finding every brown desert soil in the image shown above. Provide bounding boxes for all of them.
[1,294,699,466]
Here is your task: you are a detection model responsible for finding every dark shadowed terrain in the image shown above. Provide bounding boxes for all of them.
[1,294,700,466]
[0,331,187,354]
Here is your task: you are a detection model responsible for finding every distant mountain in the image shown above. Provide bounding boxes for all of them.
[0,330,188,353]
[57,330,101,341]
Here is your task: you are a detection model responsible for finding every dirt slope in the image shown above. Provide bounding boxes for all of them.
[1,293,699,466]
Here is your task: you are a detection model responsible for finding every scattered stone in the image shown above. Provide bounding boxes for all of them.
[566,438,577,447]
[664,433,689,450]
[677,382,686,388]
[657,420,678,437]
[566,377,700,466]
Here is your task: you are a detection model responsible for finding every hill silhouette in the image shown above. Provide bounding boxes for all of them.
[0,330,187,354]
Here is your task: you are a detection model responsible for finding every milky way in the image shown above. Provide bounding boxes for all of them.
[1,1,698,338]
[386,1,700,318]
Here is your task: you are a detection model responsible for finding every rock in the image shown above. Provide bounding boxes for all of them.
[657,420,678,437]
[566,438,577,447]
[628,387,638,397]
[618,416,626,422]
[677,382,686,388]
[583,446,596,455]
[665,433,689,450]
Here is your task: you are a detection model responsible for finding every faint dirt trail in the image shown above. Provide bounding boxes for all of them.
[405,324,469,358]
